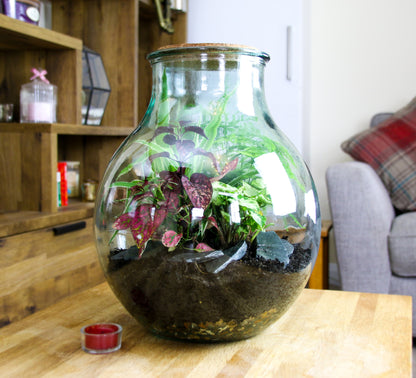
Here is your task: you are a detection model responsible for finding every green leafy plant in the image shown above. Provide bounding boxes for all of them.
[109,93,303,259]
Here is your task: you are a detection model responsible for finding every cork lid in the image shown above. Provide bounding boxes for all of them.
[157,43,256,51]
[148,43,270,62]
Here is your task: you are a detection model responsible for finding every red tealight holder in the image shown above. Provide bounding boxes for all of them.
[81,323,122,354]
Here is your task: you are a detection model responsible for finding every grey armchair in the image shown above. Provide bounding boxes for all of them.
[326,114,416,336]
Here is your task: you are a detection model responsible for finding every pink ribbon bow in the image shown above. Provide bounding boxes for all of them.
[30,68,50,84]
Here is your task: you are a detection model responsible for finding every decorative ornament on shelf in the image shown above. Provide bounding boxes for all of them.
[20,67,57,123]
[82,47,111,126]
[1,0,41,25]
[154,0,174,34]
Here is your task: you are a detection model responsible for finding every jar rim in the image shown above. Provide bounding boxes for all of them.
[147,43,270,63]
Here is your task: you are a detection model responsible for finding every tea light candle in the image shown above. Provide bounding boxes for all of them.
[81,323,122,354]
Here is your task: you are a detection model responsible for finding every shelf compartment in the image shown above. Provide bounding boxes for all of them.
[0,14,82,125]
[0,13,82,50]
[58,133,127,195]
[0,126,129,215]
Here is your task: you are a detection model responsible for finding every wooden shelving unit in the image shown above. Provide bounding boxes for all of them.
[0,0,187,327]
[0,0,187,232]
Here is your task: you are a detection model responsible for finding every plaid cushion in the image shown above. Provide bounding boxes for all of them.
[341,97,416,211]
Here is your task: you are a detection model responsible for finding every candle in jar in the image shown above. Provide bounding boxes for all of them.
[27,102,54,122]
[81,323,122,354]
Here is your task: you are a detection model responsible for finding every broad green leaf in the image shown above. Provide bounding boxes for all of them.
[202,91,234,149]
[133,139,166,153]
[237,197,260,212]
[110,180,142,189]
[241,182,260,197]
[248,212,266,228]
[212,180,238,194]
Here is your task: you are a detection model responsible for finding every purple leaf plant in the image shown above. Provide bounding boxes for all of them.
[112,122,239,257]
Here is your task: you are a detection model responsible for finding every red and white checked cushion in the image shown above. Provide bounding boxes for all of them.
[341,97,416,211]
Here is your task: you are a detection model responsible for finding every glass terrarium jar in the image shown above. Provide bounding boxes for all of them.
[94,43,321,342]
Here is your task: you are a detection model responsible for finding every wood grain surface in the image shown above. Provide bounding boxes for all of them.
[0,219,104,327]
[308,220,332,290]
[0,283,411,377]
[0,13,81,50]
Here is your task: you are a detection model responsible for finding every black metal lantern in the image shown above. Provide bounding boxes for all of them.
[82,47,111,126]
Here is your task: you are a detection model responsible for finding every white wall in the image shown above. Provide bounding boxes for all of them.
[304,0,416,218]
[187,0,304,153]
[187,0,416,220]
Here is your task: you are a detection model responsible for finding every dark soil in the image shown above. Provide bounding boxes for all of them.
[106,241,312,342]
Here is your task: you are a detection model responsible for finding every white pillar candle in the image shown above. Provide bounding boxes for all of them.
[27,102,54,122]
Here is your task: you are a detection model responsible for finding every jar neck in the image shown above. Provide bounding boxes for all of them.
[148,47,270,119]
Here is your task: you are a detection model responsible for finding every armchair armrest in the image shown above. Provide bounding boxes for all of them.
[326,162,395,293]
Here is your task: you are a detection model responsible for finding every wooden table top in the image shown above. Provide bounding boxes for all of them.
[0,283,411,377]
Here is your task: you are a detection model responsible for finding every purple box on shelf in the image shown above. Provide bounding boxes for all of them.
[2,0,16,18]
[2,0,40,25]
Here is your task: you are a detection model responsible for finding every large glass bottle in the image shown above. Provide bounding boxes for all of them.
[94,44,321,342]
